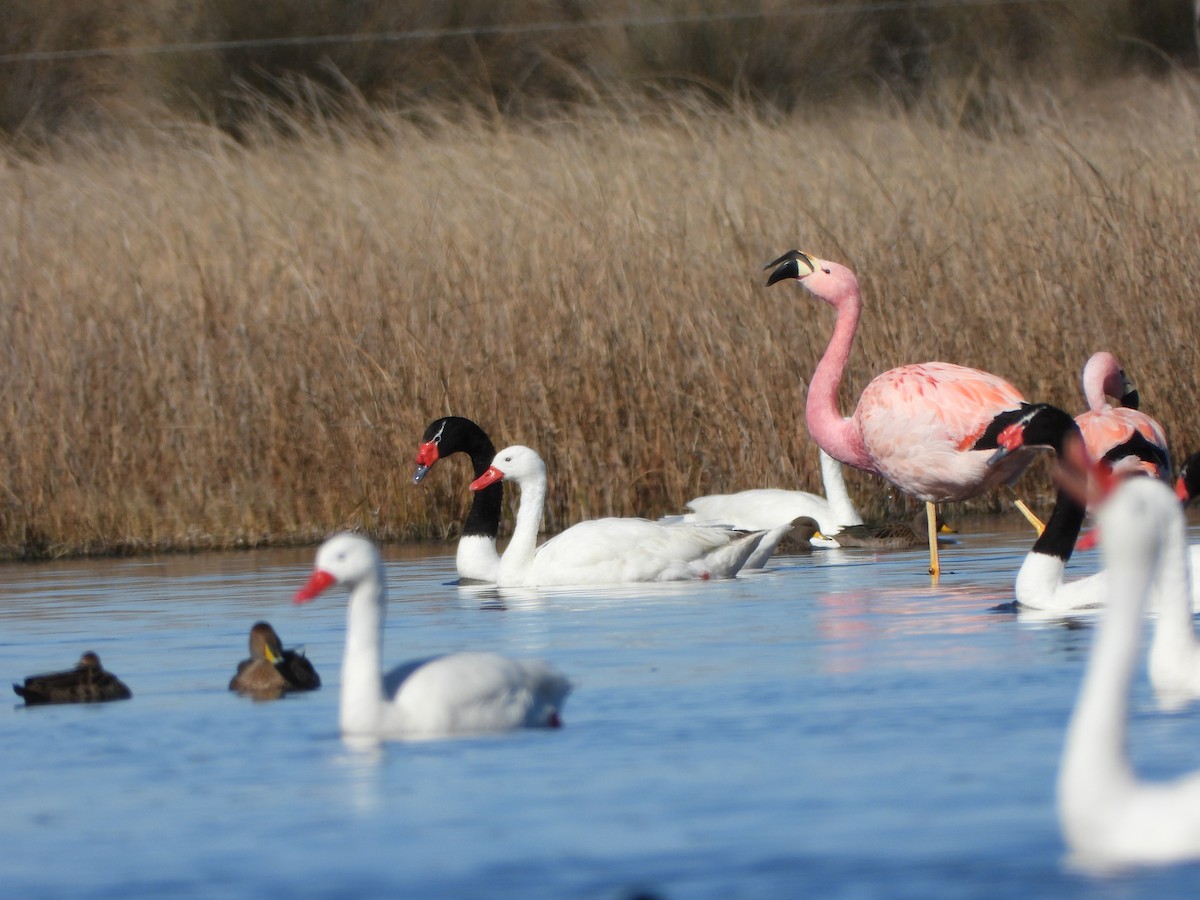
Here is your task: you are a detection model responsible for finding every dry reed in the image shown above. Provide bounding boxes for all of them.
[1,76,1199,558]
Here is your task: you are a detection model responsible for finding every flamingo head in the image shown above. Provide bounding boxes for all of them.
[469,445,546,492]
[295,533,382,604]
[764,250,859,306]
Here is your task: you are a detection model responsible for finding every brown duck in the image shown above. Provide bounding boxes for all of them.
[833,510,956,550]
[14,652,132,705]
[230,621,321,699]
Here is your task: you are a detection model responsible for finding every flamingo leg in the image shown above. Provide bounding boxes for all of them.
[1005,486,1046,536]
[927,501,941,583]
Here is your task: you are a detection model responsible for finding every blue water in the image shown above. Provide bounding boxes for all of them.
[4,527,1200,898]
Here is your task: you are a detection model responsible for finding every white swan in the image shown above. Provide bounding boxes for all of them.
[1058,477,1200,866]
[294,533,571,738]
[1145,479,1200,710]
[667,450,864,557]
[469,445,768,587]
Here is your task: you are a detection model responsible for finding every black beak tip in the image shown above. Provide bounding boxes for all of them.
[765,258,801,286]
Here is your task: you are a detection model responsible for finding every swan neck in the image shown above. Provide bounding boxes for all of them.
[1061,561,1148,794]
[818,449,863,527]
[339,568,387,735]
[497,471,546,584]
[806,288,873,472]
[1149,507,1196,657]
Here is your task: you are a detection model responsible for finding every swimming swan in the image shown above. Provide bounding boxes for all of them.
[294,533,570,738]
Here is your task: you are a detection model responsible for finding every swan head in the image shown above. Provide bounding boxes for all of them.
[987,404,1081,464]
[469,445,546,491]
[294,533,383,604]
[1177,451,1200,506]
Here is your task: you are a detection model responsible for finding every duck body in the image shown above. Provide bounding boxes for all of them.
[230,621,321,699]
[833,510,954,550]
[470,445,765,588]
[413,416,503,583]
[295,533,570,739]
[14,652,131,705]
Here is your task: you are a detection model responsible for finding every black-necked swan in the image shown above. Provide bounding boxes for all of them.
[469,445,770,588]
[229,621,321,699]
[14,652,132,705]
[294,533,570,738]
[1058,477,1200,866]
[413,416,503,583]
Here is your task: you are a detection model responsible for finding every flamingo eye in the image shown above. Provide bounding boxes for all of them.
[821,266,831,274]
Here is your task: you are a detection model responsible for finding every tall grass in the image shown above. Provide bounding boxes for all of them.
[1,74,1199,558]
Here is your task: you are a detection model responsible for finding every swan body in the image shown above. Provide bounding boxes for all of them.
[294,533,570,738]
[470,445,766,587]
[671,450,864,553]
[14,652,131,705]
[229,621,321,699]
[765,250,1039,578]
[1076,352,1170,483]
[1058,477,1200,866]
[413,416,503,583]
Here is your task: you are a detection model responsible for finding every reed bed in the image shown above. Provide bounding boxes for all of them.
[1,76,1199,558]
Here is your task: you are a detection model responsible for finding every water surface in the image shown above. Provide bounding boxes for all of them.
[4,526,1200,898]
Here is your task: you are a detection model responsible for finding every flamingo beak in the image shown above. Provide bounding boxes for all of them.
[764,250,817,286]
[469,466,505,491]
[413,441,439,484]
[294,569,336,604]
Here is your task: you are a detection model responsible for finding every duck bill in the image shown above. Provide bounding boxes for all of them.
[413,441,440,484]
[469,466,504,492]
[294,570,336,604]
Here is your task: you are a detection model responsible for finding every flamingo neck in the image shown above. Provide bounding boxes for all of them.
[339,570,387,735]
[817,450,864,527]
[806,288,874,473]
[497,471,547,585]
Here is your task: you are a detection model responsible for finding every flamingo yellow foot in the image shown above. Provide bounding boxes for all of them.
[927,501,941,583]
[1005,486,1046,536]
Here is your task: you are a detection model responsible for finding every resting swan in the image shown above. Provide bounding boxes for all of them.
[469,445,769,588]
[294,533,570,738]
[1059,477,1200,866]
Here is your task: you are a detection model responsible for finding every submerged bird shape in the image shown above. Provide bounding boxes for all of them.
[1058,477,1200,866]
[294,533,570,739]
[413,415,503,583]
[14,652,132,705]
[229,621,321,699]
[667,449,865,554]
[1075,351,1170,484]
[469,445,769,587]
[764,250,1044,580]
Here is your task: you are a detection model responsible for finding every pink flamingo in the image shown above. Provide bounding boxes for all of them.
[1076,351,1170,483]
[764,250,1043,580]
